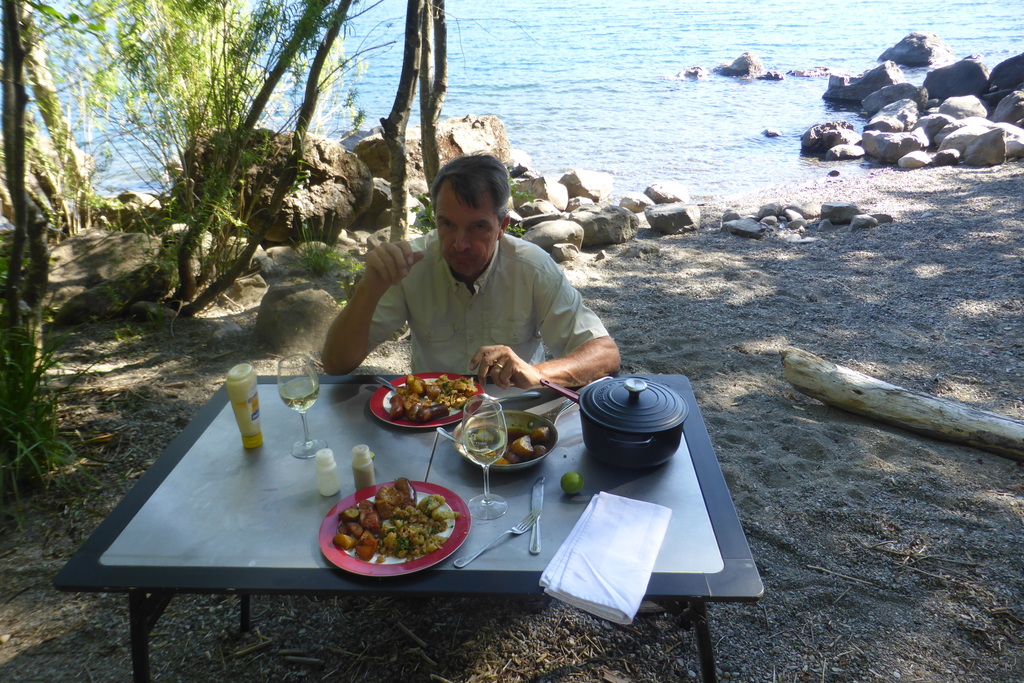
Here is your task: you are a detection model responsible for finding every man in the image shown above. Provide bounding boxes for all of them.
[322,153,619,389]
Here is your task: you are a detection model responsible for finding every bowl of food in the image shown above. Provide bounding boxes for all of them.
[451,400,575,471]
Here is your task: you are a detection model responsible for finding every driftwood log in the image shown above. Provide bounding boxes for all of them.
[780,347,1024,462]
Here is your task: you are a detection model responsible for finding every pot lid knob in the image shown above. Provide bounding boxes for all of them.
[624,378,647,399]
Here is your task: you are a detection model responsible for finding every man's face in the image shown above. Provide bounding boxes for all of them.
[435,180,509,284]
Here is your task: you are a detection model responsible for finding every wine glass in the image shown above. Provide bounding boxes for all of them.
[277,354,327,459]
[460,394,508,519]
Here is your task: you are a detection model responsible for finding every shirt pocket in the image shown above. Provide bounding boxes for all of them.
[486,312,537,346]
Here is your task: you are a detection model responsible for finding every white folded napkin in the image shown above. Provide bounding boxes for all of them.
[540,491,672,625]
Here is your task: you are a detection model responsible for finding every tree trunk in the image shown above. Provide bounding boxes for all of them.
[22,9,91,234]
[418,0,446,187]
[381,0,423,243]
[3,0,30,330]
[179,0,355,316]
[780,347,1024,462]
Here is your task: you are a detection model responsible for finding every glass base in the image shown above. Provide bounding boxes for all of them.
[468,493,508,520]
[291,438,327,459]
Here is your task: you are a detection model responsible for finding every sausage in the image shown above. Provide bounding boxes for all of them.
[357,499,381,533]
[404,397,424,421]
[415,403,449,422]
[395,477,416,507]
[388,394,405,419]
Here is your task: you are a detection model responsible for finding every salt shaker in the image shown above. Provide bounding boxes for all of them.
[315,448,340,497]
[351,444,375,490]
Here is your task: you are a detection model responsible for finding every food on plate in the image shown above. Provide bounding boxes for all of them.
[387,374,479,422]
[497,425,554,465]
[333,478,458,562]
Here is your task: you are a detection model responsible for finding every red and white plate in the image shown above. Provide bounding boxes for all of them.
[369,372,483,429]
[318,481,471,576]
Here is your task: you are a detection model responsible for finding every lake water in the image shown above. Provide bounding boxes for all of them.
[333,0,1024,199]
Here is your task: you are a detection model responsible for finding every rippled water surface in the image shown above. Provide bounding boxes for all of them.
[340,0,1023,198]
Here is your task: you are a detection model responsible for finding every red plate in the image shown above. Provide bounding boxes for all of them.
[319,481,471,576]
[369,372,483,428]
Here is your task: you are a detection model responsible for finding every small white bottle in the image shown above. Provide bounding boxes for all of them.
[225,363,262,448]
[315,448,340,497]
[351,444,375,491]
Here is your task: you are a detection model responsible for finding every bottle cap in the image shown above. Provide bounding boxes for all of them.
[227,363,254,381]
[315,448,334,466]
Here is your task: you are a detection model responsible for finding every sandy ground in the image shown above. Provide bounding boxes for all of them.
[1,161,1023,682]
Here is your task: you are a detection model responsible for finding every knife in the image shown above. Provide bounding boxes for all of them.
[529,476,544,554]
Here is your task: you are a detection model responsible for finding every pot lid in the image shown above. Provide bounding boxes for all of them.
[579,377,687,432]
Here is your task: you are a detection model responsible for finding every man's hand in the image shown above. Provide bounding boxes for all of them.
[321,240,424,376]
[470,345,539,390]
[362,241,425,293]
[470,337,620,390]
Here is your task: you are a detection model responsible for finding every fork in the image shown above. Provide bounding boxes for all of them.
[453,510,540,568]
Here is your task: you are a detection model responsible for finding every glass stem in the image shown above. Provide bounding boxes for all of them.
[300,412,312,445]
[481,464,492,504]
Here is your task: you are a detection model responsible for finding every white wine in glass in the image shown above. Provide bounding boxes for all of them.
[277,354,327,459]
[461,395,508,519]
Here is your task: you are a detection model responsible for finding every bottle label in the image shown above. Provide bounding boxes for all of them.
[248,386,260,421]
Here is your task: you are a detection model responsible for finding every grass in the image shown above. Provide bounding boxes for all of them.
[0,325,81,517]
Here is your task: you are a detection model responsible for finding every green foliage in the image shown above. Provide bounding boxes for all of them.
[0,326,80,516]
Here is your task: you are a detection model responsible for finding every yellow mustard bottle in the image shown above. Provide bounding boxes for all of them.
[226,363,263,448]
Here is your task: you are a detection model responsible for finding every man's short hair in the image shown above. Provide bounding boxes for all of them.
[430,153,511,222]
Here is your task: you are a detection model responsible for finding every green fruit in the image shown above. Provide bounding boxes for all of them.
[560,471,584,495]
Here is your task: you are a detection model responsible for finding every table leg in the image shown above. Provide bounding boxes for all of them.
[128,590,173,683]
[240,594,251,632]
[681,600,716,683]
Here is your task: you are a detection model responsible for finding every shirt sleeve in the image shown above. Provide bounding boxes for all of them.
[532,252,609,359]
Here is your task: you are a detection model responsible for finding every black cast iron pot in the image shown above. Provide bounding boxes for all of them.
[541,376,688,468]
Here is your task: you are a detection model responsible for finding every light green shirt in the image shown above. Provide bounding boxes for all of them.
[368,232,608,374]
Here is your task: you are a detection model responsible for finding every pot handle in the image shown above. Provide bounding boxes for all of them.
[606,432,656,447]
[540,379,580,403]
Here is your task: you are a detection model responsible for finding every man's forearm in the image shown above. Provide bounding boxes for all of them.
[533,336,621,388]
[321,277,388,375]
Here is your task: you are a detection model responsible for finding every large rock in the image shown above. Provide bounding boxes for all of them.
[937,122,998,154]
[559,169,614,203]
[865,98,919,133]
[923,58,990,101]
[913,113,956,143]
[897,150,932,169]
[878,31,955,67]
[47,228,163,311]
[934,117,995,146]
[824,144,865,161]
[569,204,639,246]
[618,192,654,213]
[801,121,860,153]
[353,114,512,184]
[254,282,341,356]
[991,90,1024,127]
[191,130,373,245]
[994,122,1024,158]
[643,181,690,204]
[938,95,988,120]
[54,262,172,325]
[862,83,928,116]
[820,202,861,224]
[861,129,929,164]
[515,176,569,211]
[823,61,905,103]
[963,128,1006,167]
[521,219,584,251]
[645,203,700,235]
[987,52,1024,93]
[715,51,764,77]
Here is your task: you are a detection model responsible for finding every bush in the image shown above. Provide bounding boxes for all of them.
[0,326,79,516]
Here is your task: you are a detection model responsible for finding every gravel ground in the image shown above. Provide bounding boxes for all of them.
[1,161,1023,682]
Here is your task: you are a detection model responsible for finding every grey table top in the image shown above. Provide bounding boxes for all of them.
[56,375,762,602]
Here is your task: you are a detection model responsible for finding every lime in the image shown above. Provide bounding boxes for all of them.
[560,471,584,495]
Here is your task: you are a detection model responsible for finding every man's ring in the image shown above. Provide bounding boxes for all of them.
[492,363,504,372]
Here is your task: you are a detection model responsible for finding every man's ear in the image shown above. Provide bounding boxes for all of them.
[499,214,510,237]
